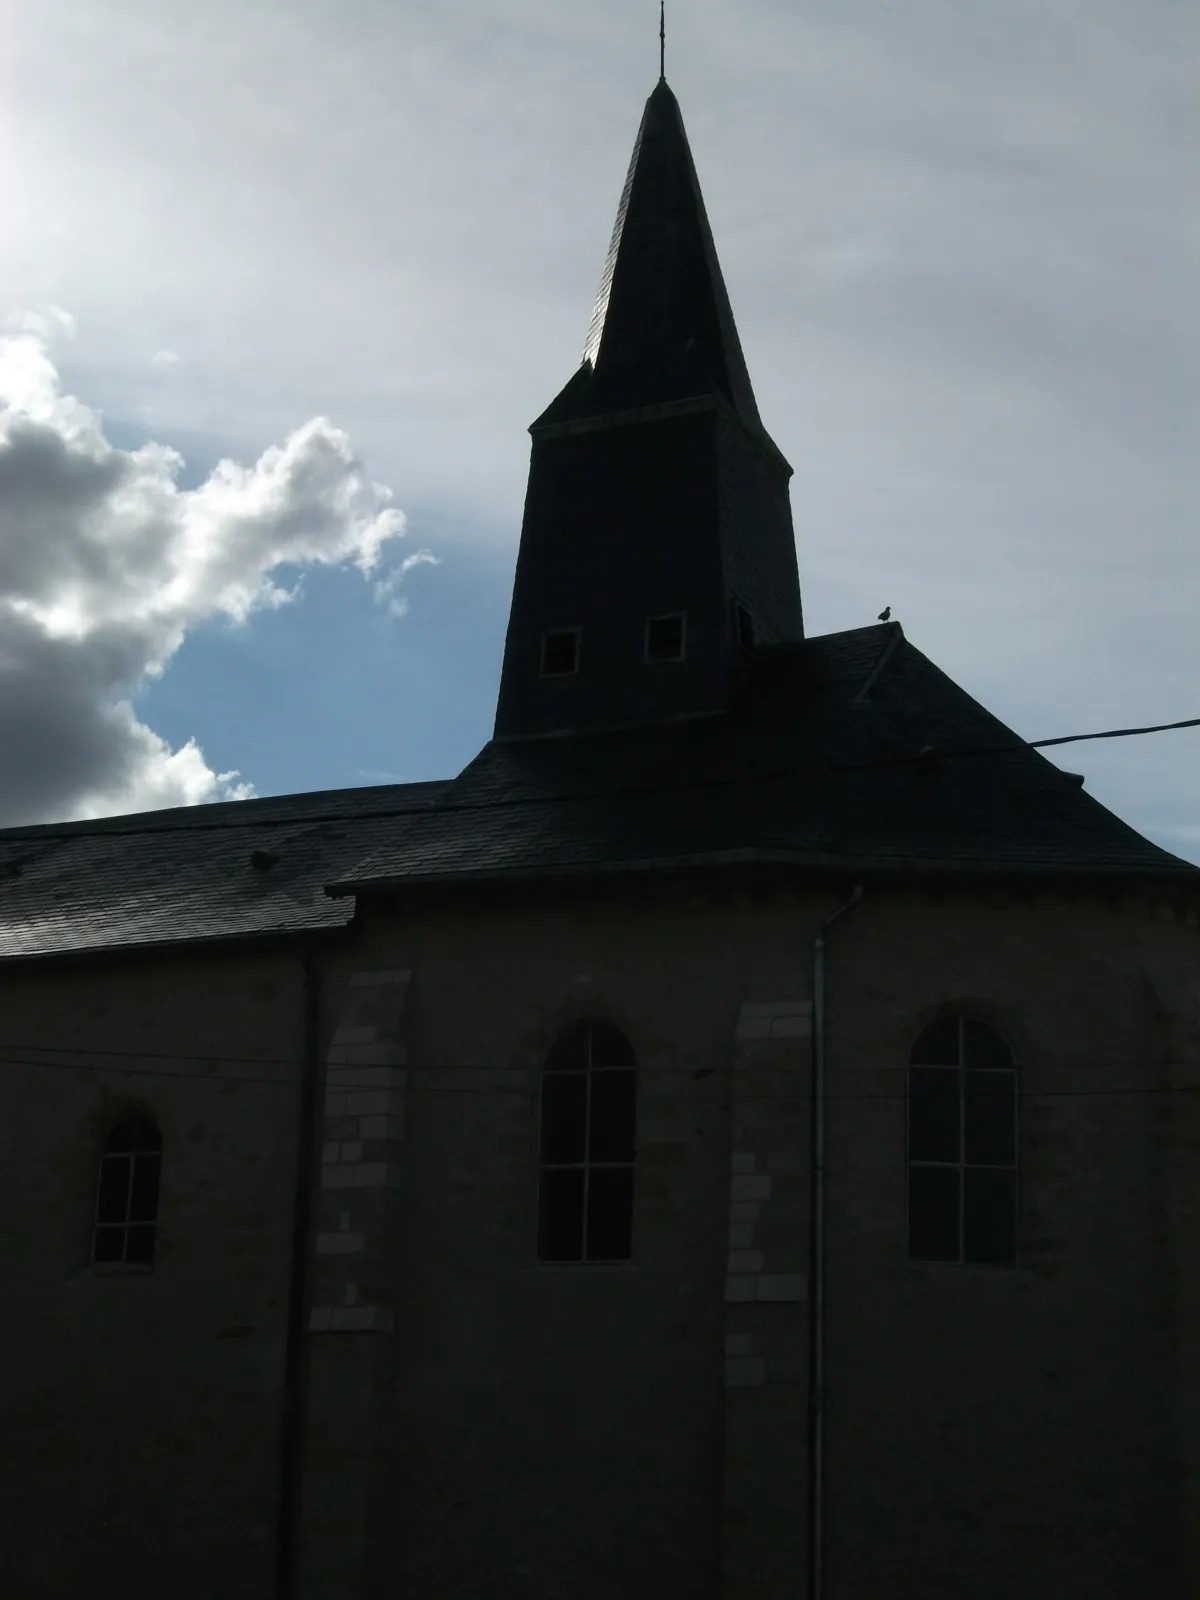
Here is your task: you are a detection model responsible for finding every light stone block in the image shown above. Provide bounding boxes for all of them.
[358,1114,404,1141]
[323,1091,347,1116]
[354,1162,398,1188]
[728,1249,765,1274]
[735,1019,771,1042]
[729,1224,756,1250]
[308,1308,333,1332]
[315,1233,365,1255]
[325,1065,404,1090]
[320,1165,358,1190]
[731,1202,762,1224]
[725,1334,755,1356]
[730,1153,757,1173]
[724,1276,757,1303]
[320,1142,339,1165]
[756,1274,805,1302]
[730,1175,771,1202]
[725,1358,765,1388]
[330,1306,395,1333]
[772,1016,812,1039]
[331,1025,378,1047]
[340,1141,363,1162]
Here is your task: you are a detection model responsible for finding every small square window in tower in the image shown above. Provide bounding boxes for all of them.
[540,628,581,678]
[644,612,686,665]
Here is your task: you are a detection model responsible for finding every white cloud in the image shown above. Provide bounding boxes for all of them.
[151,348,179,369]
[0,317,433,826]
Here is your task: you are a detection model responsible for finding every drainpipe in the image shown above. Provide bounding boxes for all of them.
[809,886,863,1600]
[275,954,322,1600]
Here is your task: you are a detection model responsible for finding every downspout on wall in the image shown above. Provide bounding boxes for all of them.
[809,886,863,1600]
[275,953,323,1600]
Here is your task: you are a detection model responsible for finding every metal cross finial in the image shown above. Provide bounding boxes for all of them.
[659,1,666,80]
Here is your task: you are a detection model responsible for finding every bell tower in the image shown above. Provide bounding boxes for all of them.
[494,78,803,740]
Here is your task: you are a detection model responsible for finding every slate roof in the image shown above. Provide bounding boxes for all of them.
[535,79,772,445]
[1,626,1194,962]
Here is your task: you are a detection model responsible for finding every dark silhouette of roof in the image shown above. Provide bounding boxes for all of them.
[1,627,1193,962]
[535,79,769,439]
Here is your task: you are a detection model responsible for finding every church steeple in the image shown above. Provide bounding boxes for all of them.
[537,78,764,436]
[494,77,804,741]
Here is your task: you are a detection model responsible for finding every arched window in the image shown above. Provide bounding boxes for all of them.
[537,1020,637,1263]
[92,1116,163,1266]
[907,1016,1017,1265]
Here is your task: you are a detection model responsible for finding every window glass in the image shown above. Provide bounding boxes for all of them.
[908,1167,960,1262]
[908,1067,959,1163]
[963,1169,1017,1265]
[540,1073,587,1164]
[589,1071,636,1163]
[964,1072,1016,1165]
[587,1168,635,1261]
[538,1169,585,1261]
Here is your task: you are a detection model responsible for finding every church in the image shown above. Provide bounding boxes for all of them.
[2,69,1198,1600]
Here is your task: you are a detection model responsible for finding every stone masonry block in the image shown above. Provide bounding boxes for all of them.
[731,1202,762,1224]
[724,1277,757,1303]
[350,970,412,987]
[358,1114,404,1141]
[340,1142,363,1163]
[331,1025,378,1047]
[344,1091,398,1116]
[725,1358,766,1388]
[353,1163,400,1188]
[325,1065,405,1091]
[320,1165,359,1190]
[735,1019,771,1043]
[742,1002,813,1018]
[321,1142,339,1165]
[316,1233,366,1255]
[326,1040,398,1069]
[755,1275,805,1302]
[330,1306,395,1333]
[730,1175,771,1202]
[308,1308,333,1332]
[725,1334,755,1357]
[771,1016,812,1039]
[728,1250,765,1274]
[323,1091,348,1116]
[730,1152,757,1173]
[729,1224,756,1250]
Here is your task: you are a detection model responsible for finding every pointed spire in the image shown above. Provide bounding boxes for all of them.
[659,1,666,81]
[536,78,764,433]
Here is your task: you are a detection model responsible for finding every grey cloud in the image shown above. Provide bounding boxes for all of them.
[0,320,432,826]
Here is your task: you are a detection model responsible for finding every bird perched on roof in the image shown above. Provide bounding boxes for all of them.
[877,605,891,622]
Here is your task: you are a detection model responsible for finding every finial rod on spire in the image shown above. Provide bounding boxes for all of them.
[659,1,666,81]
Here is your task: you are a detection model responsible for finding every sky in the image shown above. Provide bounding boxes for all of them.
[0,0,1196,859]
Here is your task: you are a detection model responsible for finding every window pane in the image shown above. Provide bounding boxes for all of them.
[92,1225,125,1264]
[964,1168,1017,1265]
[538,1169,584,1261]
[588,1023,635,1070]
[545,1024,590,1073]
[908,1068,960,1162]
[129,1155,162,1224]
[124,1224,157,1266]
[96,1156,131,1225]
[589,1070,636,1163]
[587,1167,633,1261]
[909,1017,960,1066]
[908,1166,960,1261]
[107,1117,160,1155]
[540,1073,587,1163]
[964,1072,1016,1165]
[963,1019,1013,1072]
